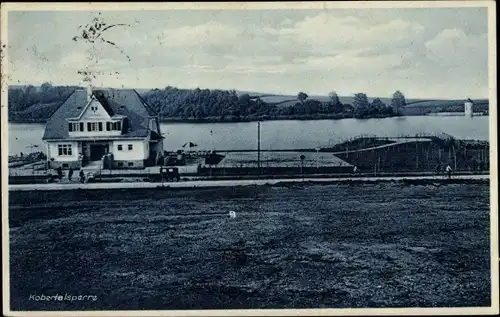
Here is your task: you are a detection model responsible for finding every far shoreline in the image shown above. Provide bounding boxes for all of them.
[7,112,488,125]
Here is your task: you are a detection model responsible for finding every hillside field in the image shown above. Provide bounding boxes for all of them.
[244,93,488,115]
[9,182,490,310]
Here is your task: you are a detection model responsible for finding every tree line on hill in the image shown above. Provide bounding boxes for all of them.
[144,87,403,121]
[8,83,79,122]
[7,82,406,122]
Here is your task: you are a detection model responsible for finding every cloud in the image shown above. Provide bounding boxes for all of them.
[7,10,489,98]
[278,14,425,54]
[59,52,89,67]
[280,17,294,27]
[59,51,130,70]
[297,52,411,74]
[150,13,429,78]
[160,21,241,48]
[425,28,488,68]
[226,64,287,74]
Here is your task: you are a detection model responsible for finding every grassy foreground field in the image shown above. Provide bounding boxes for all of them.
[9,182,490,310]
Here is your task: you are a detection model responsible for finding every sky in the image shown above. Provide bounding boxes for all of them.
[6,6,490,99]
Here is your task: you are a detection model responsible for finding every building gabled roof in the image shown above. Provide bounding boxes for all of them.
[43,88,160,141]
[69,96,116,120]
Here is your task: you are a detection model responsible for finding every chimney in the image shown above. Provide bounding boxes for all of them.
[86,85,93,102]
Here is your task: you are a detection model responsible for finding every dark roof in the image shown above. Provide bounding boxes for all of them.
[43,88,159,140]
[94,93,115,117]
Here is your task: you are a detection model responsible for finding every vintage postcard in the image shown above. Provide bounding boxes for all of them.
[1,1,498,316]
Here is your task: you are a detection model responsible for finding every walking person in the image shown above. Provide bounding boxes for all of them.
[445,164,453,179]
[57,166,63,180]
[68,167,74,182]
[156,151,163,166]
[352,165,358,177]
[79,169,86,184]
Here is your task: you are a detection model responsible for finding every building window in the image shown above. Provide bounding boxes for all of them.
[58,144,72,156]
[118,162,123,167]
[78,121,119,133]
[117,145,123,151]
[128,162,134,167]
[128,144,133,151]
[84,122,102,132]
[62,163,69,168]
[112,121,122,131]
[69,122,83,132]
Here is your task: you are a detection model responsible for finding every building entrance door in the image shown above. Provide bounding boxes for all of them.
[90,144,108,161]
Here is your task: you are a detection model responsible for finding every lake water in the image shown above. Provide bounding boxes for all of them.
[7,116,490,155]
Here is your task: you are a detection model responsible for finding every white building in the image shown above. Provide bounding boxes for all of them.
[42,88,163,169]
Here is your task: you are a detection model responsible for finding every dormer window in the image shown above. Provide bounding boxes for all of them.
[87,122,100,132]
[112,121,122,131]
[68,122,84,132]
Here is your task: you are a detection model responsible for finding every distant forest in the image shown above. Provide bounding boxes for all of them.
[7,83,400,123]
[8,84,80,123]
[141,86,397,122]
[9,83,487,123]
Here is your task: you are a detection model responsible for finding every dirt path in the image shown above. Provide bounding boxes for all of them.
[8,174,489,191]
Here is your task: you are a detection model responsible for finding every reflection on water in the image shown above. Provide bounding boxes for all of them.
[8,116,489,155]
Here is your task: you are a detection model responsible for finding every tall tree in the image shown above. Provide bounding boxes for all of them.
[391,90,406,115]
[328,91,340,106]
[371,98,386,111]
[353,93,369,110]
[41,82,53,93]
[297,92,308,102]
[328,90,343,113]
[353,93,370,118]
[238,93,251,110]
